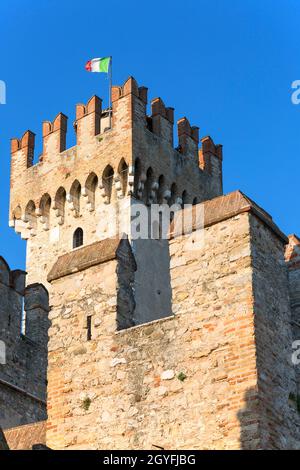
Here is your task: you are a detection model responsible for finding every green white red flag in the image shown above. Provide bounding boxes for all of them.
[85,57,111,73]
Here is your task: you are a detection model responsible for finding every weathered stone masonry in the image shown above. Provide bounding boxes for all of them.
[0,257,49,430]
[39,192,299,450]
[3,74,300,449]
[8,76,222,326]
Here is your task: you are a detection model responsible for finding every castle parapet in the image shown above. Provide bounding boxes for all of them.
[199,135,223,192]
[75,95,102,145]
[42,112,68,161]
[199,135,222,170]
[0,257,48,429]
[111,76,148,103]
[0,257,49,346]
[11,130,35,170]
[151,97,174,145]
[0,258,27,338]
[24,283,49,346]
[177,117,199,158]
[9,74,224,243]
[10,270,26,295]
[112,76,148,127]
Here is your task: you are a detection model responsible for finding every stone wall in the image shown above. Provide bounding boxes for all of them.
[46,251,119,449]
[250,217,300,448]
[0,257,49,429]
[285,235,300,420]
[7,71,300,450]
[169,210,257,449]
[44,191,300,450]
[44,207,246,449]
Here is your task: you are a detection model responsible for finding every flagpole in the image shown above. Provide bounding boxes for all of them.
[109,56,112,129]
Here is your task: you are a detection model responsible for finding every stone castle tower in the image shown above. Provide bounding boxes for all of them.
[2,75,300,449]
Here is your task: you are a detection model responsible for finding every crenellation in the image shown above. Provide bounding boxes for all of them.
[199,135,223,193]
[10,270,26,295]
[0,259,48,430]
[11,130,35,164]
[10,131,36,205]
[151,97,174,145]
[199,135,223,170]
[138,86,148,104]
[24,283,49,346]
[42,112,68,160]
[177,116,199,154]
[9,76,222,244]
[0,256,10,286]
[75,95,102,147]
[6,73,300,450]
[111,76,148,128]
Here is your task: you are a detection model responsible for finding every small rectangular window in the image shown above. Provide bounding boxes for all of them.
[21,297,26,335]
[87,315,92,341]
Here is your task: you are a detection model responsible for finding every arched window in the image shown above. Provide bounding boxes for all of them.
[118,159,128,196]
[39,193,51,230]
[182,190,188,208]
[12,205,22,220]
[25,200,37,230]
[169,183,179,222]
[85,173,98,211]
[102,165,114,203]
[73,227,83,249]
[133,158,141,198]
[54,187,66,223]
[157,175,165,204]
[70,180,81,215]
[143,167,154,205]
[170,183,177,206]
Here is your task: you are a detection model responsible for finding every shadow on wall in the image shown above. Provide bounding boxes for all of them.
[115,236,173,330]
[237,387,261,450]
[0,426,9,450]
[132,238,173,326]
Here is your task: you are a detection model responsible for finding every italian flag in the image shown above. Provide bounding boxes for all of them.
[85,57,111,73]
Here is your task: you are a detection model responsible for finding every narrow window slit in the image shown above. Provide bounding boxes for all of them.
[87,315,92,341]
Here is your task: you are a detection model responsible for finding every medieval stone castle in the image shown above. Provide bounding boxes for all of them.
[1,75,300,450]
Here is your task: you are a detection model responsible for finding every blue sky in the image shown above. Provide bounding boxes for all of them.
[1,0,300,270]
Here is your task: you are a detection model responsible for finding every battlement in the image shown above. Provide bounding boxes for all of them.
[11,130,35,168]
[0,256,49,429]
[41,112,68,161]
[9,75,222,174]
[111,76,148,104]
[0,256,26,294]
[0,256,49,345]
[10,77,222,218]
[9,74,223,288]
